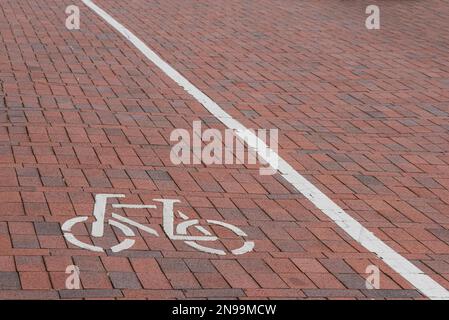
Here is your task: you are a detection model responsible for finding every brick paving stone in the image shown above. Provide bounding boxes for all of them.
[320,259,355,274]
[109,272,142,289]
[15,256,46,272]
[0,290,59,300]
[81,272,113,289]
[335,274,368,290]
[212,260,259,289]
[44,256,73,271]
[0,223,8,235]
[48,272,71,290]
[101,257,133,272]
[11,235,40,249]
[185,289,245,298]
[147,170,172,181]
[73,256,105,272]
[157,258,190,273]
[0,256,15,271]
[8,222,35,235]
[307,273,345,290]
[195,273,230,289]
[244,288,305,298]
[185,259,217,273]
[278,273,315,289]
[264,258,301,274]
[59,289,123,299]
[34,222,62,235]
[252,273,289,289]
[166,272,201,289]
[19,272,52,290]
[122,289,184,299]
[304,289,365,298]
[130,257,172,290]
[136,271,172,290]
[362,289,422,299]
[0,272,21,290]
[292,258,327,273]
[239,259,272,274]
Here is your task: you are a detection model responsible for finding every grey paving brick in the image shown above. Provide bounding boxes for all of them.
[0,272,21,290]
[109,272,142,289]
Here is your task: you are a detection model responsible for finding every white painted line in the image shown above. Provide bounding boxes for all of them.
[81,0,449,299]
[111,213,159,237]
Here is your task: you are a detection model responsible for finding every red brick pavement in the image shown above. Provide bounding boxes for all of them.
[0,0,449,299]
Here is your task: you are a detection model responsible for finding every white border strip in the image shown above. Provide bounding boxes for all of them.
[81,0,449,299]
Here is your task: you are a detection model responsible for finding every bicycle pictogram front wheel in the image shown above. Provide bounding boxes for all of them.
[176,219,255,255]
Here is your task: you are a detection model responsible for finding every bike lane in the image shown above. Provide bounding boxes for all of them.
[0,0,448,299]
[79,0,449,298]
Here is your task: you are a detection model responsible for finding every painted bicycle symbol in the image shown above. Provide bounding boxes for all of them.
[62,194,254,255]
